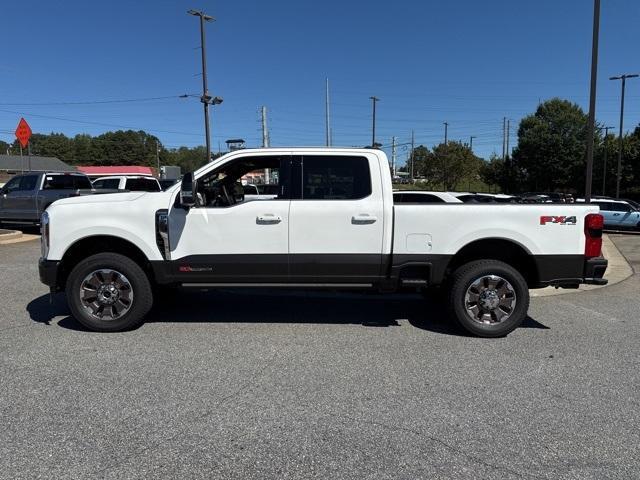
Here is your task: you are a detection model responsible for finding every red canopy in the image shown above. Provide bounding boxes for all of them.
[77,166,155,177]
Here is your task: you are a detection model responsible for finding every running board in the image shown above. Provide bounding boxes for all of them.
[181,283,374,288]
[400,278,428,287]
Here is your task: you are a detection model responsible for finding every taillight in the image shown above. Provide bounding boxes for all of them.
[584,213,603,258]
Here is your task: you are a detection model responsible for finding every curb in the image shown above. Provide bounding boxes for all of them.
[530,234,634,297]
[0,229,40,245]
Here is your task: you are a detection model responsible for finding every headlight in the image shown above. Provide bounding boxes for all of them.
[41,211,50,258]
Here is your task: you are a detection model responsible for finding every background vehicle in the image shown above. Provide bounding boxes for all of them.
[242,183,279,200]
[393,191,462,203]
[0,172,93,225]
[577,198,640,230]
[159,178,180,190]
[39,148,607,337]
[92,175,161,192]
[449,192,521,203]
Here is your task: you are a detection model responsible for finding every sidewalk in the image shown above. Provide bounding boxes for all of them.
[0,229,40,245]
[531,234,634,297]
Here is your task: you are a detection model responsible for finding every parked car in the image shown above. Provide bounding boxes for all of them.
[393,191,462,203]
[449,192,520,204]
[39,148,607,337]
[0,172,93,225]
[92,175,161,192]
[577,198,640,230]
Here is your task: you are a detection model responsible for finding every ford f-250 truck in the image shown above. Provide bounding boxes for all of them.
[38,148,608,337]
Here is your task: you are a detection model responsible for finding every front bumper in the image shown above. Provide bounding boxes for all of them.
[39,258,61,291]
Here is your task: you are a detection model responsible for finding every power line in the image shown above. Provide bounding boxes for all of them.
[0,95,195,106]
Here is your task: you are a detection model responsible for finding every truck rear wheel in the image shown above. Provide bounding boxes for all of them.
[66,252,153,332]
[447,260,529,337]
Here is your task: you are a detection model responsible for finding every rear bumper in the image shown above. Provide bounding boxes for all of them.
[582,256,608,285]
[535,255,608,289]
[39,258,60,291]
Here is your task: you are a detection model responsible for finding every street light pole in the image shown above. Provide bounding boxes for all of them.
[610,73,639,198]
[188,9,215,163]
[369,96,379,147]
[600,126,613,196]
[584,0,601,203]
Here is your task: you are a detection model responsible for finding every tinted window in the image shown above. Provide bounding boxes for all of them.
[301,156,371,200]
[611,202,631,212]
[93,179,120,189]
[126,178,160,192]
[396,193,445,203]
[43,175,91,190]
[19,175,39,191]
[3,176,23,193]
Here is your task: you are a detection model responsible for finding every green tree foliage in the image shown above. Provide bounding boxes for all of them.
[510,98,592,192]
[411,141,484,190]
[1,130,214,174]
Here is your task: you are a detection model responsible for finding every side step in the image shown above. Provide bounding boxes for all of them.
[400,278,428,287]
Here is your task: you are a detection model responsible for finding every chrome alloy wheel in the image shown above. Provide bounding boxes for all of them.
[79,269,134,320]
[464,275,516,325]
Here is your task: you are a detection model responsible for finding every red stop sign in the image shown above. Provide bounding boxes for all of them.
[15,117,32,148]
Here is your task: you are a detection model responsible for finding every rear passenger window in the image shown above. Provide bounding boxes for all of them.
[126,178,160,192]
[301,156,371,200]
[401,193,444,203]
[43,175,91,190]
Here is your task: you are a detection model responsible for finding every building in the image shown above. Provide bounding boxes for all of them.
[0,154,75,183]
[76,166,155,179]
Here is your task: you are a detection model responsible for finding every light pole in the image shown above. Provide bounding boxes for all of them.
[600,126,613,196]
[610,73,639,198]
[369,96,379,147]
[188,9,219,163]
[584,0,600,202]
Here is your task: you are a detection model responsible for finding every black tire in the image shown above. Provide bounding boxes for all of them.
[447,260,529,338]
[66,252,153,332]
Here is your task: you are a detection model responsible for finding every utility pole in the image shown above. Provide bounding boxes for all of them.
[391,136,397,177]
[469,136,476,152]
[601,126,613,195]
[410,130,415,181]
[584,0,601,202]
[502,117,507,161]
[506,120,510,158]
[443,121,449,144]
[155,141,160,177]
[188,9,221,163]
[610,73,639,198]
[369,96,380,147]
[261,106,270,148]
[261,106,271,183]
[325,78,331,147]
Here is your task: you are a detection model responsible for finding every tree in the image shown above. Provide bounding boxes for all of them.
[415,141,482,190]
[510,98,592,193]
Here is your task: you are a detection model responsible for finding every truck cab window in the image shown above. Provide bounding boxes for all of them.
[196,156,285,208]
[301,156,371,200]
[20,175,38,191]
[3,176,23,193]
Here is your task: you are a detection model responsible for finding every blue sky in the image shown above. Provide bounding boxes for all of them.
[1,0,639,163]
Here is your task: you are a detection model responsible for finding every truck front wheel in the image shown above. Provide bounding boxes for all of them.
[447,260,529,337]
[66,253,153,332]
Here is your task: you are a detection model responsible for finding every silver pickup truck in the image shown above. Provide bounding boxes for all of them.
[0,172,94,226]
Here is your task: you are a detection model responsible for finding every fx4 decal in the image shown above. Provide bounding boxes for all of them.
[540,215,577,226]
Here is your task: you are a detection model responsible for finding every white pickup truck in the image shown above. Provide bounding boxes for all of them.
[39,148,607,337]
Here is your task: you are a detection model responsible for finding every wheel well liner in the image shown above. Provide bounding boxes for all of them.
[447,238,538,287]
[57,235,151,289]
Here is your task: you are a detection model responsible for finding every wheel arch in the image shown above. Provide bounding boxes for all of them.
[57,235,153,290]
[446,237,539,287]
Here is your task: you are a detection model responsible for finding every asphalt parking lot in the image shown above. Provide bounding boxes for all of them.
[1,239,639,479]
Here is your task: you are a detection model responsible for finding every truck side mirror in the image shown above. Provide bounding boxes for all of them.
[179,172,197,208]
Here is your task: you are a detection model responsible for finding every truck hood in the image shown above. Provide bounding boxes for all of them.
[53,191,149,206]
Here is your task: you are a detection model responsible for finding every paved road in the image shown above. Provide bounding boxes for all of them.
[1,240,639,479]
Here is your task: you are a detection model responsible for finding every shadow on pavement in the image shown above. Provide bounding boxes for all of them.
[26,288,549,336]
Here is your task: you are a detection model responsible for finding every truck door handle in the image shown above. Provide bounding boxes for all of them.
[352,214,377,225]
[256,214,282,224]
[613,213,620,216]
